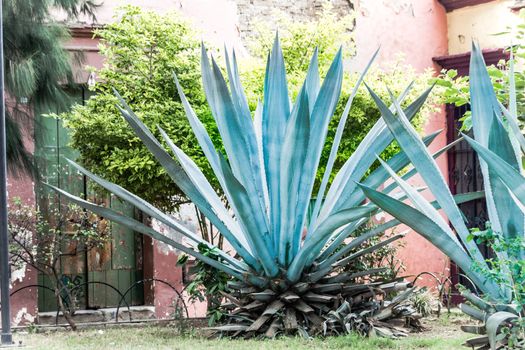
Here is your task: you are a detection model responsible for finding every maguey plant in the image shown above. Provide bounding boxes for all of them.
[48,37,469,338]
[360,43,525,349]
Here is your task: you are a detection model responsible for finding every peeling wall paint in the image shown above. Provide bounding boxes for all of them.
[12,308,36,327]
[10,264,27,285]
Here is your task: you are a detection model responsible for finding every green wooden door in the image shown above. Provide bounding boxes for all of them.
[35,87,144,311]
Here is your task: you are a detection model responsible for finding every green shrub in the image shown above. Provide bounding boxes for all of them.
[57,5,217,212]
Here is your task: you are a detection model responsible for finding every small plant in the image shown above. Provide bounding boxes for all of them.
[8,198,110,330]
[177,244,230,326]
[409,288,436,318]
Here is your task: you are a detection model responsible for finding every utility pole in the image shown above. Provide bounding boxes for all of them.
[0,0,13,344]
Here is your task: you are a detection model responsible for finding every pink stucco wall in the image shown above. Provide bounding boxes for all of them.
[353,0,450,287]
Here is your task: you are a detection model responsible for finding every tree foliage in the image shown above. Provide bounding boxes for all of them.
[60,6,216,212]
[4,0,98,175]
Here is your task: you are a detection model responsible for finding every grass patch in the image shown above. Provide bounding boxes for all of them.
[15,324,470,350]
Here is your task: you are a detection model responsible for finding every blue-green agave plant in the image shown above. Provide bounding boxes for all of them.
[360,43,525,349]
[47,37,477,336]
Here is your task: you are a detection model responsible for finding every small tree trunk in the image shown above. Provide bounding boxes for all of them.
[55,291,77,330]
[53,273,77,331]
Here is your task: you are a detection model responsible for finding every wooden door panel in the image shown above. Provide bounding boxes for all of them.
[36,86,144,312]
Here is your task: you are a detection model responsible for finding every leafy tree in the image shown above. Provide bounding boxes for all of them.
[4,0,98,175]
[8,197,109,330]
[59,6,216,212]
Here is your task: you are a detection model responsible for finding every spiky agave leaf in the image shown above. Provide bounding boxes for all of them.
[361,43,525,349]
[48,36,459,337]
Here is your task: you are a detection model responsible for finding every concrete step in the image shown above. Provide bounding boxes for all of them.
[37,305,156,325]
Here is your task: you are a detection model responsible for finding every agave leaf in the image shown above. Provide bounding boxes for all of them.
[505,53,524,162]
[157,127,259,256]
[114,94,264,269]
[469,42,500,146]
[287,205,375,282]
[308,187,425,265]
[175,71,270,245]
[376,156,460,245]
[318,268,389,284]
[279,87,310,265]
[341,134,463,217]
[340,131,445,214]
[485,311,518,350]
[463,134,525,226]
[380,137,463,197]
[461,325,486,335]
[461,289,493,312]
[485,114,523,243]
[217,153,279,277]
[333,232,405,268]
[305,48,320,111]
[464,335,490,348]
[318,82,423,224]
[361,129,441,188]
[291,48,344,260]
[309,48,379,230]
[314,218,401,274]
[306,85,423,262]
[286,50,330,258]
[369,86,486,266]
[173,73,225,186]
[358,183,502,299]
[253,101,270,211]
[314,218,371,264]
[498,100,525,153]
[469,42,517,237]
[262,35,290,253]
[316,133,458,262]
[224,47,251,123]
[202,50,270,248]
[223,48,269,224]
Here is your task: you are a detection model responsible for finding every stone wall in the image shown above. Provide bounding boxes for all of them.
[233,0,354,43]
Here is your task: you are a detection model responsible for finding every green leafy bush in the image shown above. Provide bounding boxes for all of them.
[57,6,217,212]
